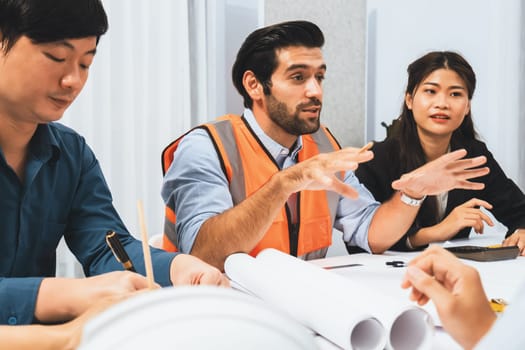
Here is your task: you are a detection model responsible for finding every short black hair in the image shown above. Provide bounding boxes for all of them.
[232,20,324,109]
[0,0,108,53]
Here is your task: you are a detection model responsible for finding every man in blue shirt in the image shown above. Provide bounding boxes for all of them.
[0,0,227,326]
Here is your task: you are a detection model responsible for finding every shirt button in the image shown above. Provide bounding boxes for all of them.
[7,316,17,325]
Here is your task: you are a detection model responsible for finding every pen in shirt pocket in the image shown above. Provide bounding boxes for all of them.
[105,230,136,272]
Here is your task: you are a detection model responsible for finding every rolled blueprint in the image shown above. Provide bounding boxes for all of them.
[225,248,434,350]
[225,251,386,350]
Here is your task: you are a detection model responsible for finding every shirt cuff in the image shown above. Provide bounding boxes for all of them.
[150,248,179,286]
[0,277,43,325]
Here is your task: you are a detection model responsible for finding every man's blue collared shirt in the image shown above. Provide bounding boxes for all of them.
[0,123,176,325]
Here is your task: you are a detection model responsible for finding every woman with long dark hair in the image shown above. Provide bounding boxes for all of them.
[356,51,525,253]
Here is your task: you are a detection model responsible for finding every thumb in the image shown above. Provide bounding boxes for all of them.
[391,178,405,191]
[406,266,452,307]
[391,177,414,192]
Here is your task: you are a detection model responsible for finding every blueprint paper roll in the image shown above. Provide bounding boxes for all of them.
[260,249,434,350]
[388,307,434,350]
[225,252,386,350]
[225,248,434,350]
[256,249,434,350]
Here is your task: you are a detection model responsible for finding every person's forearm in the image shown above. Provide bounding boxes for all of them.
[191,172,292,270]
[408,224,447,247]
[35,277,97,323]
[368,191,420,253]
[35,278,84,323]
[0,324,75,350]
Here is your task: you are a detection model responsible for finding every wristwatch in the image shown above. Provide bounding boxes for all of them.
[399,192,426,207]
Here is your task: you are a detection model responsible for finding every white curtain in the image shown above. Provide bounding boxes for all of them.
[59,0,192,276]
[57,0,260,277]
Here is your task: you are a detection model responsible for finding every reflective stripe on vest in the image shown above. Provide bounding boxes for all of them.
[161,115,242,252]
[161,114,341,257]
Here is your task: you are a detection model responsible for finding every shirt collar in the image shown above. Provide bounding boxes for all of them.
[29,124,61,162]
[243,108,303,162]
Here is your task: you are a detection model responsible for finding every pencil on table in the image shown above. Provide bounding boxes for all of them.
[137,199,155,290]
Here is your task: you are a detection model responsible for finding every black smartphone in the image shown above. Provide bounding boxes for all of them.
[445,245,520,262]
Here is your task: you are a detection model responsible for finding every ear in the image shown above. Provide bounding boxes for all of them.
[242,70,264,102]
[465,100,471,116]
[405,93,413,110]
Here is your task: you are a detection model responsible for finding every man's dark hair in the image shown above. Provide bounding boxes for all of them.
[232,20,324,109]
[0,0,108,53]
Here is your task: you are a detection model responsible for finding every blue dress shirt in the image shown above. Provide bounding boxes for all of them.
[0,123,177,325]
[161,109,379,255]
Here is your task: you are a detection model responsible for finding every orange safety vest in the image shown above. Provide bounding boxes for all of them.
[161,114,342,257]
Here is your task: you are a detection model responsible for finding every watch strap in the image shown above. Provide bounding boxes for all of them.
[400,192,426,206]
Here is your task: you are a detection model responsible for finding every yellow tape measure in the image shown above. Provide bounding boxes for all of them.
[490,298,508,313]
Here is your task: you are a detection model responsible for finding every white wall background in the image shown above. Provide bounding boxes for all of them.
[265,0,367,148]
[517,2,525,189]
[366,0,524,190]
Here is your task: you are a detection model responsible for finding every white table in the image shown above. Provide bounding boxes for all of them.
[310,228,525,349]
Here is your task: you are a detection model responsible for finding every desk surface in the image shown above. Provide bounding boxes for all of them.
[310,229,525,350]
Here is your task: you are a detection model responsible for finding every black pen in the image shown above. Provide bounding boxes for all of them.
[105,230,136,272]
[385,260,406,268]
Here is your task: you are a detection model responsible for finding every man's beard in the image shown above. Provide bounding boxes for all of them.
[266,94,322,136]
